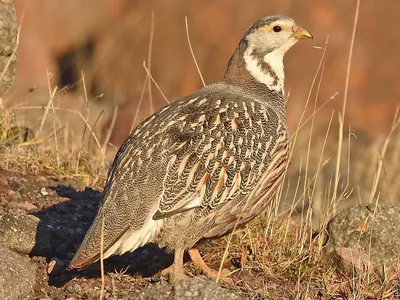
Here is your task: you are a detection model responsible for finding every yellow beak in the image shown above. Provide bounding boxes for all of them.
[292,27,313,40]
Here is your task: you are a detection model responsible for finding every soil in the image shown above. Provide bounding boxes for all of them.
[0,170,248,299]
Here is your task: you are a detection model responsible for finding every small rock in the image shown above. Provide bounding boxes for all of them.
[325,203,400,278]
[7,177,24,191]
[0,212,51,255]
[17,201,38,211]
[7,190,22,201]
[47,259,57,274]
[47,257,65,276]
[40,187,49,196]
[36,176,48,185]
[0,176,8,187]
[0,243,36,300]
[334,247,374,271]
[127,279,244,300]
[184,291,192,297]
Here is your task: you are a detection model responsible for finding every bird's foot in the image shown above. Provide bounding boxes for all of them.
[160,264,189,282]
[188,248,234,285]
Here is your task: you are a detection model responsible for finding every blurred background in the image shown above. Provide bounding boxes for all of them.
[2,0,400,227]
[9,0,400,145]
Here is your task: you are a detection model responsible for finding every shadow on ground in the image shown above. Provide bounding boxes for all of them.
[31,185,173,287]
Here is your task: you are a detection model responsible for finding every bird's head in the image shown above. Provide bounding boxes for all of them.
[224,15,312,94]
[245,15,313,56]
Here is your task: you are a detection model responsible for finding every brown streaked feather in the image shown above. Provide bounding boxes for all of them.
[157,93,287,216]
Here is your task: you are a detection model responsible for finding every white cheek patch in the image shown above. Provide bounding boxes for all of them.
[244,46,285,93]
[243,27,299,94]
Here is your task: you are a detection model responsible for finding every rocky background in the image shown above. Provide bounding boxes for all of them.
[6,0,400,146]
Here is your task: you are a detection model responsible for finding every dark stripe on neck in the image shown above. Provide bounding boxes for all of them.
[222,39,284,105]
[250,48,279,86]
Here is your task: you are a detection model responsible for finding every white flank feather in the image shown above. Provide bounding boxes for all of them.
[103,206,164,259]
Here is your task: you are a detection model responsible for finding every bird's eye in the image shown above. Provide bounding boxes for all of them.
[273,26,282,32]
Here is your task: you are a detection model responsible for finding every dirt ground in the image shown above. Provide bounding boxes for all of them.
[0,169,259,299]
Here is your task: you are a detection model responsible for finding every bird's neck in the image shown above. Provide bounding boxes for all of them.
[223,39,286,97]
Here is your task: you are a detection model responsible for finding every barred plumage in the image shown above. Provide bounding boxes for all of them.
[68,15,312,282]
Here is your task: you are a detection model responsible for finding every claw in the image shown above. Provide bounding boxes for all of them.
[188,248,234,285]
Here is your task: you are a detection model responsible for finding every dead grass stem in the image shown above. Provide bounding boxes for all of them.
[332,0,360,212]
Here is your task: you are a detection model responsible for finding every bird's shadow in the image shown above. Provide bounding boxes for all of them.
[31,185,174,287]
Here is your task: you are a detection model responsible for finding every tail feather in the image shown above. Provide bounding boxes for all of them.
[67,217,129,270]
[68,205,163,270]
[67,252,100,270]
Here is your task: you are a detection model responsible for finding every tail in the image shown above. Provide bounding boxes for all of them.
[67,212,125,270]
[68,201,163,270]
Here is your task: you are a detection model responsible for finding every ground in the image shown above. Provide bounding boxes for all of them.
[1,160,398,299]
[0,169,170,299]
[0,165,324,299]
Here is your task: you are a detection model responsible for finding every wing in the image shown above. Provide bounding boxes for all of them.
[154,91,288,219]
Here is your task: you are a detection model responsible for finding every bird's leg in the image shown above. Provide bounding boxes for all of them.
[188,247,233,285]
[161,246,187,282]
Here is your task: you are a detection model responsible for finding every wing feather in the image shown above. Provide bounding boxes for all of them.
[155,94,286,218]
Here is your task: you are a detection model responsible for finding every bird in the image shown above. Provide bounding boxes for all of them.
[68,15,313,282]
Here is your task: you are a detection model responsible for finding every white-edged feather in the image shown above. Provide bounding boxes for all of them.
[103,205,164,258]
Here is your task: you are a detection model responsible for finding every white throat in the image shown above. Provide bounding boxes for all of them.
[243,46,285,93]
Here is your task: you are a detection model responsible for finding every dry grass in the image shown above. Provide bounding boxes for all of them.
[1,60,400,300]
[0,82,108,189]
[1,2,400,299]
